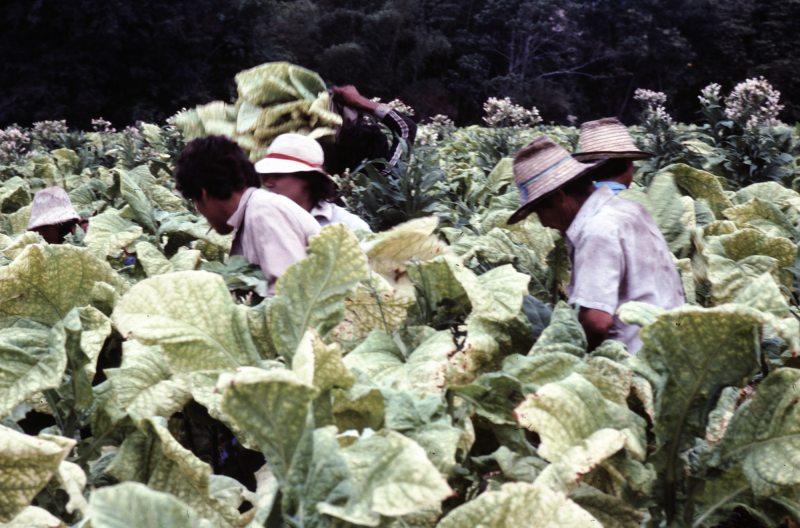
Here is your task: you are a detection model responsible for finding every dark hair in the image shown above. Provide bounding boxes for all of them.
[326,120,389,175]
[535,173,595,209]
[285,171,339,207]
[582,158,631,182]
[175,135,260,201]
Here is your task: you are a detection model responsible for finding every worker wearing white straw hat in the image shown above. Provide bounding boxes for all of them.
[175,135,321,297]
[255,133,371,232]
[27,186,86,244]
[508,136,684,354]
[572,117,654,194]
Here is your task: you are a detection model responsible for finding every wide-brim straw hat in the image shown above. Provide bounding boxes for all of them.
[254,133,333,181]
[572,117,654,161]
[27,186,81,230]
[508,136,608,225]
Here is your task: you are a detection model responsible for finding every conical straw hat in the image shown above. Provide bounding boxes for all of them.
[508,136,607,224]
[27,186,81,230]
[572,117,654,161]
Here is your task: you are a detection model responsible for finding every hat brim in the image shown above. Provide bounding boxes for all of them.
[507,158,609,225]
[27,211,81,230]
[572,150,654,161]
[254,158,332,181]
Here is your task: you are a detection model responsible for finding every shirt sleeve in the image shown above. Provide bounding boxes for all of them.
[244,201,314,292]
[568,228,624,315]
[374,105,417,170]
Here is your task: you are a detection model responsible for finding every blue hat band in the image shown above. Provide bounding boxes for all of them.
[517,156,572,203]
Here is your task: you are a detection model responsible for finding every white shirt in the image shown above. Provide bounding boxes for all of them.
[228,187,321,296]
[310,201,372,232]
[566,185,685,353]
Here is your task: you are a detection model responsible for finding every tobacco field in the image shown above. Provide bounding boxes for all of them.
[2,65,800,528]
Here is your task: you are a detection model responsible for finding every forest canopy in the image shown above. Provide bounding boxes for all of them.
[1,0,798,128]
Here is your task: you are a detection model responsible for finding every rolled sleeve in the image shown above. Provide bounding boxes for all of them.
[568,231,623,315]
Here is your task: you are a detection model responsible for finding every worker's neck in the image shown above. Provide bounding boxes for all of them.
[219,189,246,221]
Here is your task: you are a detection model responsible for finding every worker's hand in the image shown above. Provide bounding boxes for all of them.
[332,85,378,112]
[578,307,614,351]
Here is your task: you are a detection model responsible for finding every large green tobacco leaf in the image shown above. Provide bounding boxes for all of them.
[0,506,62,527]
[269,223,368,363]
[361,216,451,301]
[158,214,231,259]
[344,329,455,394]
[218,368,318,483]
[85,208,143,260]
[0,232,43,260]
[705,254,779,305]
[0,327,63,419]
[235,62,299,105]
[102,340,191,419]
[0,426,74,522]
[107,416,254,527]
[706,228,796,267]
[529,301,586,356]
[0,244,125,326]
[317,431,452,526]
[619,173,689,255]
[568,484,645,528]
[118,169,157,234]
[514,373,646,462]
[664,163,733,218]
[112,270,260,372]
[292,328,356,393]
[713,368,800,497]
[135,240,174,276]
[723,198,796,239]
[88,482,210,528]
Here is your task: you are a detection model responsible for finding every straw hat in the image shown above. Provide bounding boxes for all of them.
[27,186,81,230]
[254,133,331,181]
[572,117,654,161]
[508,136,607,224]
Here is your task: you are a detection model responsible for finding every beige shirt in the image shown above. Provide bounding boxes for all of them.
[228,187,321,296]
[566,185,685,353]
[310,201,372,232]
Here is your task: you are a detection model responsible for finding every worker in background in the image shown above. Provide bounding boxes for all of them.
[27,186,87,244]
[572,117,654,194]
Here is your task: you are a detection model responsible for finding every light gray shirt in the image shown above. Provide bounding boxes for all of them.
[311,201,372,232]
[228,187,321,296]
[566,185,685,353]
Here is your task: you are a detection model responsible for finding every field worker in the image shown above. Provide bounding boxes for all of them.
[175,135,320,296]
[255,133,371,232]
[507,136,684,353]
[326,85,417,177]
[572,117,654,194]
[27,186,87,244]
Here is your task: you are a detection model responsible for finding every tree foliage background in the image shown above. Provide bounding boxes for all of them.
[1,0,798,129]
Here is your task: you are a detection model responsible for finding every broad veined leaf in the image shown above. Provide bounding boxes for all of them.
[292,328,356,393]
[513,373,646,462]
[235,62,299,105]
[733,272,791,317]
[218,368,318,483]
[568,484,645,528]
[0,326,63,420]
[707,228,795,268]
[361,217,451,301]
[714,368,800,497]
[269,223,368,363]
[106,416,254,527]
[102,340,191,419]
[118,169,157,234]
[135,240,174,276]
[187,370,258,450]
[57,460,88,516]
[619,172,690,255]
[344,329,455,395]
[0,506,62,528]
[0,232,43,260]
[85,208,143,260]
[112,270,260,373]
[0,426,75,522]
[664,163,733,218]
[705,386,739,445]
[317,431,452,526]
[705,254,780,305]
[723,198,796,239]
[0,244,125,326]
[88,481,209,528]
[529,301,586,357]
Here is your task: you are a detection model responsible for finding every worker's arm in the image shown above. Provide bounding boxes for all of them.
[578,307,614,351]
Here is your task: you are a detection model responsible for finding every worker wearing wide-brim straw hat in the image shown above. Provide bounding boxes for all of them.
[572,117,654,195]
[27,186,86,245]
[508,136,684,355]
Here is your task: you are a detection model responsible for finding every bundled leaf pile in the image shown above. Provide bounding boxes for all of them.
[174,62,343,162]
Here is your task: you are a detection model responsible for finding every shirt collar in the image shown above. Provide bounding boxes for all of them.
[566,185,616,244]
[593,181,627,194]
[310,200,333,221]
[226,186,258,233]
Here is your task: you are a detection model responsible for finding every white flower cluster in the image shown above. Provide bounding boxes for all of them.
[0,126,34,165]
[652,105,675,126]
[32,120,68,139]
[428,114,455,134]
[634,88,668,106]
[92,118,116,134]
[698,83,721,107]
[482,97,542,128]
[122,126,141,137]
[370,97,416,116]
[416,125,439,147]
[723,77,784,129]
